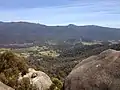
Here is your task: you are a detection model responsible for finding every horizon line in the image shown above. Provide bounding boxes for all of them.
[0,20,120,29]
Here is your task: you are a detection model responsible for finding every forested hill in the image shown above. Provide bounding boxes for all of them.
[0,21,120,44]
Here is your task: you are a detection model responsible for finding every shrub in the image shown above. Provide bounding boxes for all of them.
[49,77,63,90]
[16,77,38,90]
[0,51,29,89]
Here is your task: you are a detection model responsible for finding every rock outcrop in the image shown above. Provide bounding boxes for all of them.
[18,68,52,90]
[0,81,14,90]
[64,49,120,90]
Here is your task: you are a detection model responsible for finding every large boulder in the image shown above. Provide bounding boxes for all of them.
[0,81,14,90]
[64,49,120,90]
[18,68,52,90]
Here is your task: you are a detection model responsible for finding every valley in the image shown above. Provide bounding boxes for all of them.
[0,22,120,90]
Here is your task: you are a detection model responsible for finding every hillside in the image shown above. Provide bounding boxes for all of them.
[0,22,120,44]
[0,51,60,90]
[0,41,120,89]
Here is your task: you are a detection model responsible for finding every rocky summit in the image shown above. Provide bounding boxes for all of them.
[18,68,52,90]
[64,49,120,90]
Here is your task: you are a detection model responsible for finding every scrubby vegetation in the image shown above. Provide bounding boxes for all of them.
[48,77,63,90]
[0,42,120,90]
[16,77,38,90]
[0,51,37,89]
[27,43,120,82]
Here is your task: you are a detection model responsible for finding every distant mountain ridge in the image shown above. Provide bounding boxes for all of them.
[0,21,120,44]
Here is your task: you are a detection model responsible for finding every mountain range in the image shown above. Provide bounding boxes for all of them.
[0,21,120,44]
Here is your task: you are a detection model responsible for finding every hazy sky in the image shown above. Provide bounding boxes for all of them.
[0,0,120,28]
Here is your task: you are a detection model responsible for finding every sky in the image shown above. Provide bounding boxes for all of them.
[0,0,120,28]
